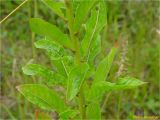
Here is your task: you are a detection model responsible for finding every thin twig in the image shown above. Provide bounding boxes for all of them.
[101,93,111,112]
[0,0,28,24]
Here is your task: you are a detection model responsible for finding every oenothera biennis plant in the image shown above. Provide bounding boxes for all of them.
[16,0,146,119]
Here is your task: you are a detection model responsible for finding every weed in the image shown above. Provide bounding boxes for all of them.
[16,0,146,119]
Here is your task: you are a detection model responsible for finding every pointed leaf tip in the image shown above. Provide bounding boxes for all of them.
[16,86,20,91]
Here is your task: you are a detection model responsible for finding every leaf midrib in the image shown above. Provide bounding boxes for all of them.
[86,6,100,61]
[22,86,56,111]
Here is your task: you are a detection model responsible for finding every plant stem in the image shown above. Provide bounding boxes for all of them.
[117,92,122,120]
[0,0,28,24]
[65,0,80,64]
[65,0,86,119]
[18,93,24,119]
[32,0,37,59]
[0,103,16,120]
[79,85,86,119]
[101,93,111,112]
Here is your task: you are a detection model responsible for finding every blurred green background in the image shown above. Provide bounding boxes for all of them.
[0,0,159,119]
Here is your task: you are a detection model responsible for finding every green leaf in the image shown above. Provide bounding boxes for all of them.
[96,1,107,33]
[22,64,65,85]
[94,47,117,83]
[35,40,73,77]
[61,56,75,75]
[87,35,101,65]
[41,0,66,20]
[81,9,98,58]
[17,84,68,112]
[73,0,96,32]
[88,76,146,101]
[87,47,117,102]
[87,82,107,102]
[67,63,89,101]
[81,1,106,58]
[72,0,79,12]
[115,76,147,89]
[85,64,95,81]
[34,39,65,60]
[59,109,78,120]
[86,102,101,120]
[52,56,75,78]
[30,18,74,49]
[52,60,67,77]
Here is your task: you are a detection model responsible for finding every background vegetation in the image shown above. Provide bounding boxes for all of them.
[0,0,159,119]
